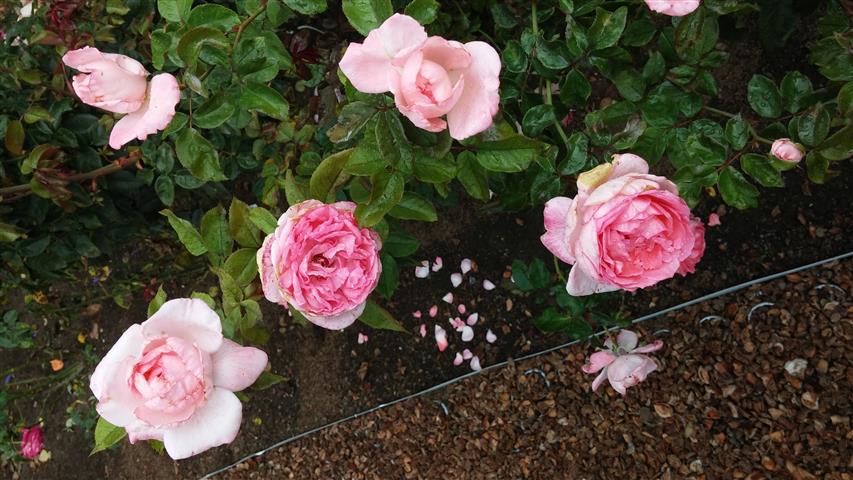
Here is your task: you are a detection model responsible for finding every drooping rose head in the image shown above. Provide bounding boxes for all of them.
[62,47,180,150]
[541,154,705,296]
[644,0,701,16]
[581,330,663,395]
[90,299,268,460]
[257,200,382,330]
[20,425,43,459]
[339,14,500,140]
[770,138,805,163]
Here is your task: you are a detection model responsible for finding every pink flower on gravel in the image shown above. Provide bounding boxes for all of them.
[541,154,705,296]
[62,47,180,150]
[90,299,268,459]
[257,200,382,330]
[644,0,700,16]
[20,425,43,459]
[339,14,500,140]
[770,138,805,163]
[582,330,663,395]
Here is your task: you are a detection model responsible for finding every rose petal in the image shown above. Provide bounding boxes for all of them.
[450,273,463,288]
[460,258,472,274]
[429,305,438,317]
[211,339,268,393]
[109,73,180,149]
[457,304,466,314]
[453,352,463,366]
[616,330,639,352]
[708,213,721,227]
[470,356,482,371]
[460,325,474,342]
[482,280,496,291]
[466,313,479,326]
[446,41,501,140]
[442,292,454,303]
[415,266,430,278]
[162,388,242,460]
[412,310,422,318]
[462,349,473,360]
[435,325,448,352]
[419,324,427,337]
[142,298,223,353]
[486,329,497,343]
[432,256,443,272]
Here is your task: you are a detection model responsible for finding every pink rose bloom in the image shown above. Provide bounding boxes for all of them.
[770,138,805,163]
[20,425,43,459]
[339,14,500,140]
[582,330,663,395]
[62,47,180,150]
[644,0,701,16]
[541,154,705,296]
[257,200,382,330]
[90,299,268,460]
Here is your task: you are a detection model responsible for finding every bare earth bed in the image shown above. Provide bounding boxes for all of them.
[223,258,852,480]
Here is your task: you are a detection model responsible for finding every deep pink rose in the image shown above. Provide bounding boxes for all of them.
[339,14,500,140]
[582,330,663,395]
[770,138,805,163]
[62,47,180,150]
[541,154,705,296]
[257,200,382,330]
[644,0,701,16]
[20,425,43,459]
[90,299,268,460]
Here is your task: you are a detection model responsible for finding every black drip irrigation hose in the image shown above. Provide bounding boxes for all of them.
[201,250,853,479]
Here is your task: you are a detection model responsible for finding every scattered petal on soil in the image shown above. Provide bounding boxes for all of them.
[453,353,463,366]
[461,326,474,342]
[457,304,466,314]
[460,258,472,274]
[450,273,463,288]
[428,305,438,317]
[419,324,426,338]
[462,349,473,360]
[414,266,429,278]
[357,333,368,344]
[442,293,454,304]
[434,326,448,352]
[432,257,443,272]
[466,313,479,326]
[412,310,422,318]
[708,213,721,227]
[483,279,496,290]
[450,317,465,330]
[469,356,482,371]
[486,329,497,343]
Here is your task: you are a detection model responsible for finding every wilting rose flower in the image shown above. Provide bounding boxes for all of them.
[62,47,180,150]
[90,299,268,460]
[20,425,43,459]
[644,0,701,16]
[770,138,805,163]
[257,200,382,330]
[582,330,663,395]
[541,154,705,296]
[339,14,500,140]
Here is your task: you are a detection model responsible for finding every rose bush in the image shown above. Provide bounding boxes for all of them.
[90,299,267,459]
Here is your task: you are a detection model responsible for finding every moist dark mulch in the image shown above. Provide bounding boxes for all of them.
[222,258,853,480]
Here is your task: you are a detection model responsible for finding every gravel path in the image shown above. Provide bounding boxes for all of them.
[222,259,852,479]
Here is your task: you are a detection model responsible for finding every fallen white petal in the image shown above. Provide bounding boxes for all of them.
[450,273,463,288]
[462,349,473,360]
[414,266,429,278]
[435,326,448,352]
[486,329,497,343]
[461,326,474,342]
[483,279,496,290]
[460,258,472,274]
[470,356,482,371]
[442,293,454,304]
[450,317,464,330]
[357,333,368,344]
[432,256,443,272]
[466,313,479,326]
[453,352,463,366]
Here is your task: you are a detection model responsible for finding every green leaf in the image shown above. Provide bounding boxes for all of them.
[565,317,594,340]
[248,206,278,234]
[187,4,240,30]
[358,299,406,332]
[177,27,229,68]
[5,119,24,156]
[805,151,832,184]
[151,30,172,70]
[194,95,236,129]
[718,166,759,210]
[327,101,377,143]
[816,124,853,161]
[376,252,399,299]
[534,307,569,333]
[560,69,591,107]
[214,267,243,319]
[284,170,308,205]
[747,74,782,118]
[413,151,456,184]
[342,0,393,36]
[672,165,718,208]
[345,134,385,175]
[797,104,830,147]
[780,71,813,113]
[522,105,556,137]
[241,84,289,120]
[229,198,261,248]
[147,285,167,317]
[740,153,783,187]
[642,51,666,84]
[355,171,405,227]
[91,417,127,455]
[724,115,749,150]
[588,7,627,50]
[502,40,528,74]
[154,175,175,206]
[456,151,490,201]
[612,68,646,102]
[175,128,224,182]
[837,81,853,119]
[160,209,208,256]
[560,132,589,175]
[201,205,232,266]
[384,226,420,257]
[622,18,656,47]
[536,39,570,70]
[388,192,437,221]
[21,144,55,175]
[375,111,413,175]
[224,248,259,287]
[475,136,540,173]
[309,149,353,201]
[23,106,52,124]
[284,0,327,15]
[252,371,284,390]
[675,7,719,64]
[157,0,191,23]
[403,0,439,24]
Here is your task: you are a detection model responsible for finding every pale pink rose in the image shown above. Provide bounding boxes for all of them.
[541,154,705,296]
[581,330,663,395]
[257,200,382,330]
[770,138,805,163]
[62,47,180,150]
[339,14,500,140]
[644,0,701,16]
[90,299,268,460]
[20,425,43,459]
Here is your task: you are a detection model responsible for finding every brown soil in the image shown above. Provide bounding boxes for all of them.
[223,257,853,480]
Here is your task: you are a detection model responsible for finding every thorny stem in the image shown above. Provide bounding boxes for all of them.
[0,154,139,202]
[233,3,268,48]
